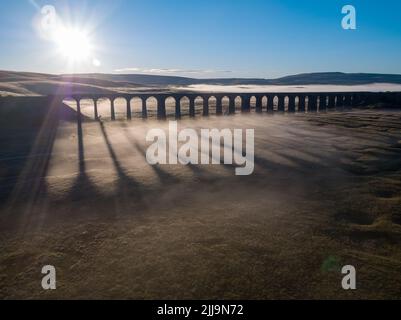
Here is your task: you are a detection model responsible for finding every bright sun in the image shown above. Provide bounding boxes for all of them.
[54,27,92,62]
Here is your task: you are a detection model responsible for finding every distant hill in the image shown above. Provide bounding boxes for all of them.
[1,70,401,96]
[268,72,401,85]
[0,70,152,96]
[71,72,401,86]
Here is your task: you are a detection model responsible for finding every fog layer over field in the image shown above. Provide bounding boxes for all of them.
[1,110,401,299]
[176,83,401,93]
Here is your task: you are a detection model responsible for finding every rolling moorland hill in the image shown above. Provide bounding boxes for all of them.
[1,71,401,96]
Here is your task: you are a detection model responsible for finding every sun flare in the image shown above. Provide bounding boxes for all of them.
[54,27,92,62]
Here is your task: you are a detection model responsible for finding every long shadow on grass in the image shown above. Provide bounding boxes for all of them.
[98,121,147,214]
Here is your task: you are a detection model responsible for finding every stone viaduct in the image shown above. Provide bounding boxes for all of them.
[50,91,401,120]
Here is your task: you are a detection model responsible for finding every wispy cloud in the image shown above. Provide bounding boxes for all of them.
[114,67,232,74]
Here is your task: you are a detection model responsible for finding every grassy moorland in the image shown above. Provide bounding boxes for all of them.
[0,102,400,299]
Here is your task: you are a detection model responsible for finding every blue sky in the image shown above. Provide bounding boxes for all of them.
[0,0,400,78]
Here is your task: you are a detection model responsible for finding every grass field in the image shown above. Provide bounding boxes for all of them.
[1,109,401,299]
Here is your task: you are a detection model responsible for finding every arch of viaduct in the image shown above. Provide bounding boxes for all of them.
[52,91,401,120]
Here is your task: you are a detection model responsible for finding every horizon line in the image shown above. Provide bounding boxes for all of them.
[2,69,401,80]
